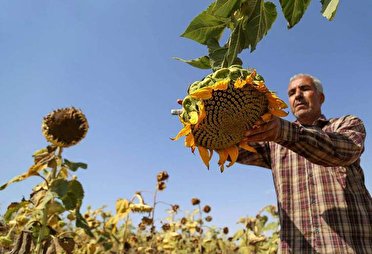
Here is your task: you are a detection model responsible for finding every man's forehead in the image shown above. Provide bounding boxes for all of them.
[288,77,314,90]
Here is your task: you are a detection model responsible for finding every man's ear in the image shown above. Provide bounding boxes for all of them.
[320,93,325,104]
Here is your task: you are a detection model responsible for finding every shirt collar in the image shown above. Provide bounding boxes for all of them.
[294,114,329,128]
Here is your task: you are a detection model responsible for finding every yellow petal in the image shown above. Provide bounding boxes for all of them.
[269,108,288,117]
[234,78,246,89]
[185,132,195,148]
[260,113,272,122]
[212,79,229,91]
[226,145,239,168]
[253,80,269,93]
[171,124,191,141]
[198,146,212,169]
[239,141,257,153]
[189,112,198,124]
[190,87,213,99]
[217,149,228,172]
[267,92,288,109]
[245,70,256,84]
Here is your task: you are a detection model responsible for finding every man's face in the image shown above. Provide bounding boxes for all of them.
[287,76,324,125]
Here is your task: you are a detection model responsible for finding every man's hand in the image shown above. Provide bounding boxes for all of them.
[244,115,282,142]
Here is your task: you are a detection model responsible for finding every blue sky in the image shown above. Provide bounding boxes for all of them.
[1,0,371,231]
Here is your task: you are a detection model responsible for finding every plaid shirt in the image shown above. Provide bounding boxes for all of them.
[237,115,372,253]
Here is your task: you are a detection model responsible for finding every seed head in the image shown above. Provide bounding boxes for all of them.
[223,227,229,235]
[42,107,89,147]
[191,198,200,206]
[162,223,171,231]
[205,216,213,222]
[203,205,211,213]
[171,204,180,212]
[180,217,187,225]
[157,171,169,182]
[157,182,166,191]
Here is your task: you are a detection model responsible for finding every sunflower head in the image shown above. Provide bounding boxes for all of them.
[42,107,89,148]
[173,66,288,171]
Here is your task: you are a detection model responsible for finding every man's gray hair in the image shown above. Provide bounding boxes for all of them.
[290,74,324,94]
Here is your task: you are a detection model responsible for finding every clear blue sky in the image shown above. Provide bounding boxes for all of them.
[1,0,371,231]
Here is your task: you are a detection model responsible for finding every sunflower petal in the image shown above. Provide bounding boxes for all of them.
[239,141,257,153]
[217,150,229,172]
[198,146,212,169]
[253,80,269,93]
[171,124,191,141]
[226,145,239,168]
[212,79,230,90]
[260,113,272,122]
[234,78,246,89]
[270,108,288,117]
[189,112,198,124]
[190,87,213,99]
[185,132,195,148]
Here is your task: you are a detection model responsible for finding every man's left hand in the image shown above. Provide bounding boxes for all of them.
[244,115,282,142]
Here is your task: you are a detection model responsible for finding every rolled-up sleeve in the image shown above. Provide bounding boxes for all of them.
[277,115,365,167]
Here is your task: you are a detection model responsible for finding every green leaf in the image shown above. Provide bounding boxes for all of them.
[75,209,94,237]
[208,0,241,18]
[225,21,246,66]
[181,11,229,45]
[243,1,277,52]
[61,193,78,210]
[279,0,311,28]
[64,159,87,172]
[50,179,69,197]
[174,56,211,69]
[263,221,279,232]
[4,201,29,222]
[68,180,84,204]
[321,0,339,20]
[58,180,84,210]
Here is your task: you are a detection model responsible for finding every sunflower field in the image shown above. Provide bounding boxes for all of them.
[0,108,279,253]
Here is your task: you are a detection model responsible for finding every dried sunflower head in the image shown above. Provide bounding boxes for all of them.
[42,107,89,148]
[173,66,288,171]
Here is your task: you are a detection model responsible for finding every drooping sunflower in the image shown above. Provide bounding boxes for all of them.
[173,65,288,171]
[42,107,89,148]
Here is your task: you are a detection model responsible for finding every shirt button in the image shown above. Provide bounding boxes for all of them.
[308,173,313,178]
[314,228,320,234]
[311,198,316,204]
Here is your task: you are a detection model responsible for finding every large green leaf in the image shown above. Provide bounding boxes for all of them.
[243,0,277,52]
[174,56,211,69]
[321,0,339,20]
[279,0,311,28]
[181,11,229,45]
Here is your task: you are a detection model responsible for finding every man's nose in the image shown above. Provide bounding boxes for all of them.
[294,89,303,99]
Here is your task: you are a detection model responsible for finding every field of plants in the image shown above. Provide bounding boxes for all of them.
[0,107,279,254]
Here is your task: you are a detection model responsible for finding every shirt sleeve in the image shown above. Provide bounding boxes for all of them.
[277,115,366,167]
[236,142,272,169]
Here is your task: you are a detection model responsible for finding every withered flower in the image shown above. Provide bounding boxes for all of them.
[223,227,229,235]
[205,216,213,222]
[171,204,180,212]
[42,107,88,147]
[180,217,187,225]
[203,205,211,213]
[157,182,166,191]
[191,198,200,206]
[157,171,169,182]
[161,223,171,231]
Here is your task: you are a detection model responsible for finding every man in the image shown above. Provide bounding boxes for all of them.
[238,74,372,253]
